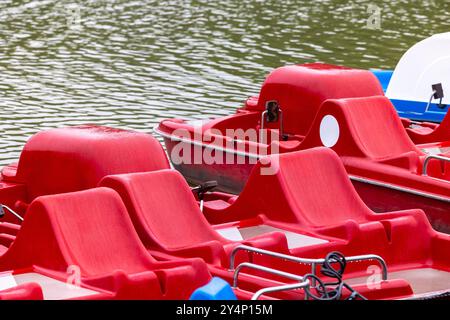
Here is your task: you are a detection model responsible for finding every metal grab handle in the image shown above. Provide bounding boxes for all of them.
[0,204,24,222]
[423,154,450,177]
[425,83,445,112]
[424,90,438,113]
[252,281,310,300]
[259,110,284,144]
[229,245,388,281]
[232,262,309,300]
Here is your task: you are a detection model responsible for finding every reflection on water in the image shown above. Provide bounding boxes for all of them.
[0,0,449,164]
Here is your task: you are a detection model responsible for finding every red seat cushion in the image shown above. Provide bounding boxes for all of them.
[100,170,226,251]
[0,188,157,276]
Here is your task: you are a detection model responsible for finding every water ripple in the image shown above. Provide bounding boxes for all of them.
[0,0,449,164]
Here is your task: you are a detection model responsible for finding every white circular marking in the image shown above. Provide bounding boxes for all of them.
[319,115,340,148]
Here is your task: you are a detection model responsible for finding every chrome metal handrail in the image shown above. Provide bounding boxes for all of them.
[229,245,388,281]
[424,90,437,113]
[252,281,310,300]
[1,204,24,222]
[259,109,283,144]
[423,154,450,178]
[232,262,309,300]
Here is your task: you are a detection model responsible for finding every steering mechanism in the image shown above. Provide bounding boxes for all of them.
[191,181,218,211]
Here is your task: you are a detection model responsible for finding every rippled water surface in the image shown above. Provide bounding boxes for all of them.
[0,0,449,164]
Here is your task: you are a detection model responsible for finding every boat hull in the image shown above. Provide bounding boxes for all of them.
[351,179,450,234]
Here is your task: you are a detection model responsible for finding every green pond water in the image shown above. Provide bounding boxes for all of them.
[0,0,449,164]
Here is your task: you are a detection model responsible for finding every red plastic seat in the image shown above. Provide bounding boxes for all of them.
[100,147,450,299]
[238,148,373,227]
[203,148,438,265]
[302,96,420,161]
[405,111,450,144]
[100,171,289,266]
[301,96,450,181]
[101,170,226,252]
[0,187,210,299]
[2,125,170,202]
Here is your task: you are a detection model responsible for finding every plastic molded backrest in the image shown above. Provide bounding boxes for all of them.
[13,125,170,200]
[249,63,384,135]
[0,188,155,276]
[221,148,372,227]
[274,149,372,226]
[100,170,224,251]
[304,96,419,159]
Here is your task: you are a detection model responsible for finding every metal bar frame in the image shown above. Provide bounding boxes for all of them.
[229,245,388,281]
[259,109,283,144]
[1,204,24,222]
[252,281,310,300]
[232,262,309,300]
[424,90,437,113]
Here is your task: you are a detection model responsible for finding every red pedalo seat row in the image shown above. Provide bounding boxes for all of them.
[0,126,214,300]
[0,124,449,300]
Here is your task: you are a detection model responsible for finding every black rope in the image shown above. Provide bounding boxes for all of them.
[303,251,367,300]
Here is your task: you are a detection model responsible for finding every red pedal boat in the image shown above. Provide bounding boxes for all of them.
[99,140,450,300]
[156,63,450,233]
[0,125,292,300]
[0,125,449,300]
[0,126,216,300]
[0,125,400,300]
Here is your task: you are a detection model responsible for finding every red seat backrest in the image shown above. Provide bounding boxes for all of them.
[217,148,373,228]
[246,63,384,136]
[301,96,419,160]
[12,125,170,200]
[274,149,373,226]
[100,170,225,251]
[0,188,155,277]
[337,96,418,159]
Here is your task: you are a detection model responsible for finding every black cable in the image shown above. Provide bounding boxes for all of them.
[303,251,367,300]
